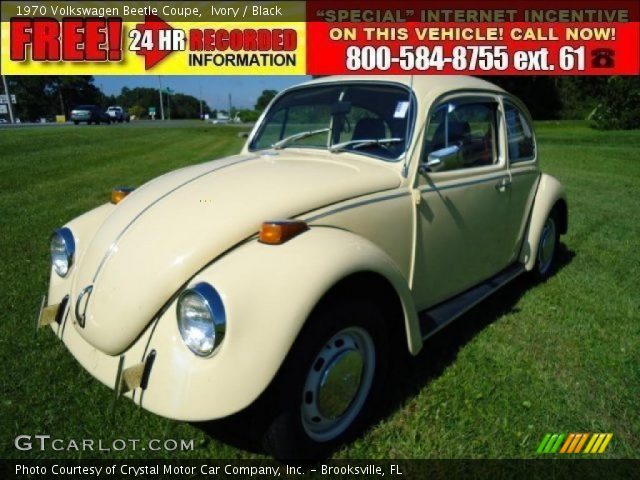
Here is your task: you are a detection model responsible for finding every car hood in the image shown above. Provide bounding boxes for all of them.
[71,151,401,355]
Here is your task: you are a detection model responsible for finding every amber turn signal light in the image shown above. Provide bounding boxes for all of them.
[111,186,135,204]
[259,220,309,245]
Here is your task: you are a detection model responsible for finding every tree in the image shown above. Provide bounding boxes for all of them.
[6,75,102,121]
[556,77,608,119]
[6,76,54,121]
[128,104,146,120]
[237,109,260,123]
[255,89,278,112]
[115,87,209,119]
[50,76,103,117]
[592,77,640,130]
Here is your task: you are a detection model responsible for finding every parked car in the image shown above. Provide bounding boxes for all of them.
[40,76,567,459]
[106,106,130,123]
[70,105,111,125]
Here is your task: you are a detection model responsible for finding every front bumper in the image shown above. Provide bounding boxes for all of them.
[44,298,155,406]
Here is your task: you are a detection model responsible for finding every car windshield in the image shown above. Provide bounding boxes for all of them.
[75,105,94,110]
[250,83,414,161]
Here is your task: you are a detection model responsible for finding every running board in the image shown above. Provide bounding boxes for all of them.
[419,264,525,340]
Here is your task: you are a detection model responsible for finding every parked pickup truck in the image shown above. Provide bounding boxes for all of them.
[106,106,130,123]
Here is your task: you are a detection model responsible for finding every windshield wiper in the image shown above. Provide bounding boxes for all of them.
[329,137,404,153]
[272,128,330,150]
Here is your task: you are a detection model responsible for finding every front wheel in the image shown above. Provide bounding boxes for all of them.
[262,298,389,460]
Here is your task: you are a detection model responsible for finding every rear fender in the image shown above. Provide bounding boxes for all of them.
[520,173,567,270]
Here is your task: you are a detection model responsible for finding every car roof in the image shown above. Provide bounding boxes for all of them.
[300,75,505,97]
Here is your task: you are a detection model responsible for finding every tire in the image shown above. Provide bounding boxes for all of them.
[73,121,79,125]
[261,298,389,460]
[532,210,560,280]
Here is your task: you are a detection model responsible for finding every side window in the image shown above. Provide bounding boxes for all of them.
[423,101,499,171]
[504,102,535,163]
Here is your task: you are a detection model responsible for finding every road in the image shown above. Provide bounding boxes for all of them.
[0,120,254,130]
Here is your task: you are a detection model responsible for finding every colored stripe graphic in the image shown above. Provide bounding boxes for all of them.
[583,434,598,453]
[538,433,613,454]
[536,434,552,454]
[598,434,613,453]
[574,433,589,453]
[550,434,565,453]
[591,434,606,453]
[559,433,575,453]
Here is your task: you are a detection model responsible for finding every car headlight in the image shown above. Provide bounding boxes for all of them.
[50,228,76,277]
[177,282,226,356]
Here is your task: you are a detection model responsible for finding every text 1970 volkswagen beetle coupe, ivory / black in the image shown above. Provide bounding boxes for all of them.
[40,75,567,459]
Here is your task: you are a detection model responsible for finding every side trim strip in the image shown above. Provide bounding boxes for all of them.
[419,263,525,340]
[304,169,537,223]
[419,169,536,194]
[304,191,411,223]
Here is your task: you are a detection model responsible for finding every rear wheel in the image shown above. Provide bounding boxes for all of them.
[533,211,559,280]
[262,298,389,460]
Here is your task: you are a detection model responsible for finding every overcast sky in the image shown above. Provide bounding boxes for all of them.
[94,75,311,110]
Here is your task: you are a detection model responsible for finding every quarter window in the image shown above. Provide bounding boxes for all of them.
[504,102,535,162]
[423,101,499,171]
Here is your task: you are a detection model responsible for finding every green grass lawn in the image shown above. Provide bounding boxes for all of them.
[0,121,638,459]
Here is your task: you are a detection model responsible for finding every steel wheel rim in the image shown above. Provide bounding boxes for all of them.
[301,326,375,442]
[538,218,557,275]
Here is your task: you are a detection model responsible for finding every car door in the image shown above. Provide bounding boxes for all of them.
[502,98,541,261]
[411,94,514,310]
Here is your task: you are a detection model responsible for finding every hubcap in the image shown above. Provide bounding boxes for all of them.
[301,327,375,442]
[317,349,363,419]
[538,218,557,275]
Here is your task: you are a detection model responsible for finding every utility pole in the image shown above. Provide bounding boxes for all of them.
[199,84,204,120]
[2,75,15,124]
[228,93,232,119]
[158,76,165,120]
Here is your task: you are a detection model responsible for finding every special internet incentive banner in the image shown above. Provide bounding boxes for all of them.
[0,0,638,75]
[306,0,640,76]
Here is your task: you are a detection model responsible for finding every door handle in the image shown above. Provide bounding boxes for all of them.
[495,177,512,192]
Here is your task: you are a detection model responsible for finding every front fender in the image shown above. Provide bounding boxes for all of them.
[520,173,567,270]
[139,227,419,421]
[48,203,115,305]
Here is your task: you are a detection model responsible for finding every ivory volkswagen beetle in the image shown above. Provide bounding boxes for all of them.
[40,75,567,459]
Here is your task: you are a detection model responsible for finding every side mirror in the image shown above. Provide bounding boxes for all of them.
[420,145,461,174]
